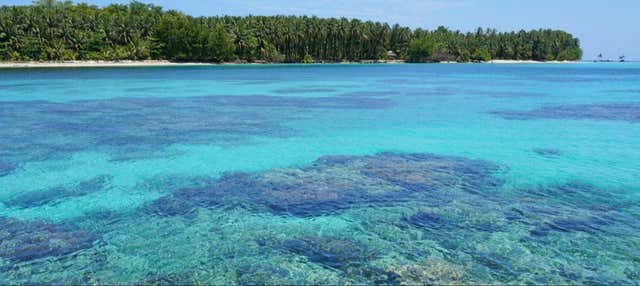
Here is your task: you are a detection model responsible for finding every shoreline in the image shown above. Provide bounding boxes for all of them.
[0,60,214,68]
[487,59,580,64]
[0,59,584,68]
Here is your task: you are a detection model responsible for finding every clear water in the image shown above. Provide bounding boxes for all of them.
[0,63,639,284]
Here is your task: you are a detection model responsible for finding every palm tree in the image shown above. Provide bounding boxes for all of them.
[34,0,57,8]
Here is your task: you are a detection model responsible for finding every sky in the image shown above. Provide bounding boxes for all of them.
[2,0,638,60]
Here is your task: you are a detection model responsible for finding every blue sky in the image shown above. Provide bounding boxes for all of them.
[2,0,638,60]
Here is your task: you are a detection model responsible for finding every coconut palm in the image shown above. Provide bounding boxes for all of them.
[0,1,583,62]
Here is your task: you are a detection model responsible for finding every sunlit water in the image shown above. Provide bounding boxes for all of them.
[0,63,639,284]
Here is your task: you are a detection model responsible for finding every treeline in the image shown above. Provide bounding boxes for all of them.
[0,1,582,63]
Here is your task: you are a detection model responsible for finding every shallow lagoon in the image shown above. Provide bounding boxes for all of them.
[0,63,639,284]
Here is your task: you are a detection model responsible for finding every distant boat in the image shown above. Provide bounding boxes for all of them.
[594,53,603,62]
[593,53,620,63]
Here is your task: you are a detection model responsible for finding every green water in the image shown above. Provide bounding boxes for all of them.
[0,63,639,284]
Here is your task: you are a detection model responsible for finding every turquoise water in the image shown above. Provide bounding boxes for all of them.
[0,63,639,284]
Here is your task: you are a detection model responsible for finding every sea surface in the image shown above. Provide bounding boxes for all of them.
[0,63,639,284]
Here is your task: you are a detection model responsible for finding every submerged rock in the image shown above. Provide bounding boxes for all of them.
[0,217,99,262]
[282,236,377,269]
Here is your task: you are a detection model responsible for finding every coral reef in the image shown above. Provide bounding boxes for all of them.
[387,258,466,285]
[491,103,640,123]
[145,153,501,217]
[282,236,378,269]
[533,148,562,157]
[0,217,99,262]
[5,175,111,208]
[0,94,391,164]
[0,161,15,177]
[235,262,290,285]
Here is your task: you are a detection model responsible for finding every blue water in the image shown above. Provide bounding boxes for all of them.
[0,63,639,284]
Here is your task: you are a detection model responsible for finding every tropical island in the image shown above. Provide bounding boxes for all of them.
[0,1,583,65]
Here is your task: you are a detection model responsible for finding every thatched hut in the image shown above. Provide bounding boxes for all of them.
[386,50,398,60]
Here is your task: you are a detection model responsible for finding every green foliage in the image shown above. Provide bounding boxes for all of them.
[407,37,435,62]
[207,25,235,62]
[303,53,314,63]
[556,47,583,61]
[0,2,583,63]
[257,42,284,63]
[471,48,491,62]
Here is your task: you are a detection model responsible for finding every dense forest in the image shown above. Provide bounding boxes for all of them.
[0,1,583,63]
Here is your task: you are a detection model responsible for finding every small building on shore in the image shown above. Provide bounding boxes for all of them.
[386,51,398,60]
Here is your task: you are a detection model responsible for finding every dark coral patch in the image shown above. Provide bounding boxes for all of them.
[405,211,503,233]
[508,182,640,238]
[403,212,447,230]
[547,216,610,234]
[530,216,611,237]
[272,87,336,94]
[6,175,111,208]
[0,83,45,90]
[0,217,99,262]
[358,153,503,193]
[145,153,502,217]
[520,182,632,212]
[377,78,412,84]
[125,87,170,93]
[0,94,392,164]
[235,262,290,285]
[339,91,395,97]
[606,89,640,94]
[268,152,498,215]
[491,103,640,123]
[209,95,392,109]
[532,148,562,157]
[403,88,457,97]
[471,90,546,98]
[144,173,257,217]
[0,162,15,177]
[282,236,377,269]
[143,272,198,285]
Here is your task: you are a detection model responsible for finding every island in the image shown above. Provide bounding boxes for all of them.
[0,1,583,64]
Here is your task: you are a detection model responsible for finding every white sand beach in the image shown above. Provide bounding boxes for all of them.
[487,59,580,64]
[0,60,214,68]
[0,59,582,68]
